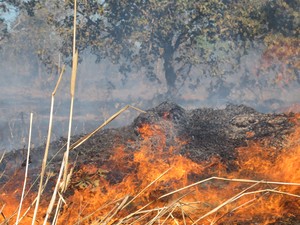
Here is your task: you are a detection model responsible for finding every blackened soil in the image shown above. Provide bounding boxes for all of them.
[0,101,294,182]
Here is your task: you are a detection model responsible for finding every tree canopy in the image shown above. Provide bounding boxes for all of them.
[55,0,268,93]
[1,0,299,94]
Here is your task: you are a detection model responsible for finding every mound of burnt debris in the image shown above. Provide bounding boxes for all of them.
[133,102,293,164]
[0,101,294,178]
[1,102,299,225]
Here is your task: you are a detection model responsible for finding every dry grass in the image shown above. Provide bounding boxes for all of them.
[15,113,33,224]
[1,1,299,225]
[32,65,65,225]
[66,171,300,225]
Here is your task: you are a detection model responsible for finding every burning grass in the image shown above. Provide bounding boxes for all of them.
[53,118,300,225]
[2,114,298,224]
[0,1,299,223]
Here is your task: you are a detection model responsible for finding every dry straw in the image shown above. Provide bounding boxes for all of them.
[70,104,146,150]
[15,112,33,225]
[81,172,300,224]
[46,0,78,223]
[62,0,78,192]
[31,65,65,225]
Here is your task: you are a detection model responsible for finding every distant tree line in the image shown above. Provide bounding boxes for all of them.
[0,0,299,94]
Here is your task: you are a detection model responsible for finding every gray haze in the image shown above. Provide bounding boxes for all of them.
[0,46,300,152]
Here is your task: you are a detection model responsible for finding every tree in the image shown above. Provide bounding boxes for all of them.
[2,0,299,94]
[0,0,65,92]
[49,0,269,94]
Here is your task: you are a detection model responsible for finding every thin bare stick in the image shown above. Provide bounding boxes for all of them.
[32,65,65,225]
[170,213,180,225]
[159,176,300,200]
[238,188,300,199]
[212,188,300,224]
[115,200,155,225]
[191,182,260,224]
[129,210,155,225]
[0,170,5,180]
[0,204,6,218]
[160,205,178,225]
[15,112,33,225]
[43,157,65,225]
[63,51,78,191]
[179,203,187,225]
[53,65,65,95]
[212,197,257,225]
[52,192,66,225]
[100,195,129,224]
[74,197,125,225]
[145,192,192,225]
[70,105,146,150]
[61,0,78,195]
[52,166,74,225]
[121,167,172,211]
[144,209,163,225]
[16,174,52,224]
[0,151,5,164]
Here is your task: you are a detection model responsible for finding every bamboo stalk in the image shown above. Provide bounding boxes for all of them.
[15,112,33,225]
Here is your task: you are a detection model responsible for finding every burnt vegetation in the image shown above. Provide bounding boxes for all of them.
[1,102,294,180]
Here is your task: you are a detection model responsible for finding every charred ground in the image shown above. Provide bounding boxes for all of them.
[0,101,299,225]
[0,101,294,182]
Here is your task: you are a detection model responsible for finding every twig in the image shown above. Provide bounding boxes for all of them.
[100,195,129,224]
[31,65,65,225]
[178,203,187,225]
[16,174,52,224]
[147,191,193,225]
[159,176,300,200]
[115,168,173,225]
[15,113,33,225]
[192,186,300,224]
[70,105,146,150]
[74,196,131,225]
[121,167,172,211]
[42,157,65,225]
[0,151,5,164]
[191,182,260,224]
[0,204,6,222]
[61,0,79,198]
[0,152,6,180]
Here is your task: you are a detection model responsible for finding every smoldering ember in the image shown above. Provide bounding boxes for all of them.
[0,102,300,224]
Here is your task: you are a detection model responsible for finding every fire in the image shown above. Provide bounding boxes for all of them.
[0,114,299,224]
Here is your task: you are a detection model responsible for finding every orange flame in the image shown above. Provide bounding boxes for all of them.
[1,115,300,224]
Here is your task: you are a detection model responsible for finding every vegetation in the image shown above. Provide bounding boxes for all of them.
[0,0,299,224]
[0,0,299,94]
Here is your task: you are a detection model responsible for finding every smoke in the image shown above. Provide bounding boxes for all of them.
[0,41,299,152]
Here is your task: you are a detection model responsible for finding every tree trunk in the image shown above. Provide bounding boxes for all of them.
[163,44,177,95]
